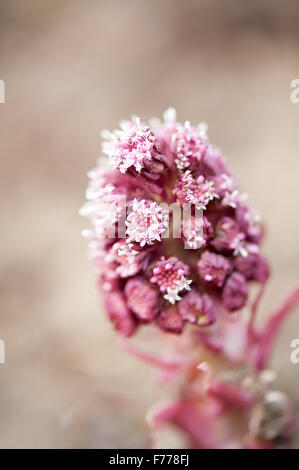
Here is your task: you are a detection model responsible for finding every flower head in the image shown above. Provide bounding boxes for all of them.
[197,250,232,287]
[174,171,218,210]
[178,290,217,326]
[157,305,184,333]
[81,109,267,333]
[222,272,248,311]
[150,256,192,304]
[126,198,168,246]
[102,117,160,174]
[125,277,160,321]
[79,171,124,240]
[171,121,208,171]
[236,205,263,243]
[212,173,243,208]
[105,240,150,278]
[103,291,136,337]
[182,215,213,250]
[81,109,296,449]
[234,246,269,282]
[211,216,247,256]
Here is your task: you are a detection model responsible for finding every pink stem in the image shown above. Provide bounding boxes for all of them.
[198,362,253,410]
[121,339,184,370]
[195,331,223,355]
[207,380,254,409]
[248,281,267,338]
[148,400,216,449]
[254,283,299,370]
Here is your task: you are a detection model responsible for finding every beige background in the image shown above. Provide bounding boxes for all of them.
[0,0,299,448]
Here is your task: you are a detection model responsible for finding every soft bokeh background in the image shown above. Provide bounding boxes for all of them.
[0,0,299,448]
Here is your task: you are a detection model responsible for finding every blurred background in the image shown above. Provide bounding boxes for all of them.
[0,0,299,448]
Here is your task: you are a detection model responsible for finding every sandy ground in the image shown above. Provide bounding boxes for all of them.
[0,0,299,448]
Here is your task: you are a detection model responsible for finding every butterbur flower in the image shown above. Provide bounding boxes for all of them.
[157,305,184,334]
[105,240,150,278]
[103,291,136,337]
[222,272,248,311]
[211,216,247,256]
[197,250,232,287]
[173,171,218,210]
[212,173,236,198]
[102,117,160,174]
[178,290,216,326]
[81,109,298,449]
[150,256,192,304]
[171,121,208,171]
[234,247,269,282]
[182,215,213,250]
[126,198,169,246]
[236,204,263,244]
[124,277,160,322]
[203,145,231,176]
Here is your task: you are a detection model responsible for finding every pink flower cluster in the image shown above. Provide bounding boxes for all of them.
[81,109,268,336]
[81,109,299,449]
